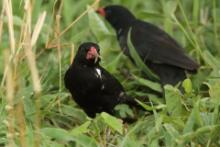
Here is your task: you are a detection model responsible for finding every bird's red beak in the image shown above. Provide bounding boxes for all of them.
[86,47,99,63]
[96,7,106,17]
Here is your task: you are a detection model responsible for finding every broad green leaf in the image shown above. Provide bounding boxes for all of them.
[182,78,192,94]
[147,126,161,147]
[120,120,148,147]
[61,105,87,122]
[101,112,123,134]
[41,128,73,142]
[164,85,182,116]
[183,100,203,133]
[135,99,166,111]
[163,124,180,147]
[162,0,177,34]
[183,109,196,133]
[208,80,220,103]
[202,50,220,70]
[70,121,91,135]
[163,0,177,17]
[133,75,162,92]
[181,125,220,143]
[73,134,98,147]
[114,104,134,118]
[120,137,141,147]
[135,99,154,111]
[88,6,112,40]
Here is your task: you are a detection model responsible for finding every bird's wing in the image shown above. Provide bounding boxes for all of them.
[99,66,125,94]
[100,66,137,105]
[130,20,199,71]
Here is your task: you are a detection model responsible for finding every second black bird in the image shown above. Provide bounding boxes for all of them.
[97,5,199,87]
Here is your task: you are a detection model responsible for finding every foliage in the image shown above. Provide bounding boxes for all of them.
[0,0,220,146]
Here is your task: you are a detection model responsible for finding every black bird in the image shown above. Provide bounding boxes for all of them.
[64,42,137,118]
[97,5,199,87]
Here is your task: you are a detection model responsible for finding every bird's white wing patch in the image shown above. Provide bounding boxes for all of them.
[95,68,102,79]
[95,68,105,90]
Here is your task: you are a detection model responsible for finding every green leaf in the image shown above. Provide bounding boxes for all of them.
[41,128,73,142]
[202,50,220,70]
[163,0,177,17]
[101,112,123,134]
[182,78,192,94]
[127,28,159,81]
[70,121,91,135]
[208,80,220,103]
[133,75,162,92]
[162,0,177,34]
[164,85,183,116]
[135,99,166,111]
[72,134,98,147]
[140,11,164,19]
[183,100,203,133]
[181,125,220,143]
[163,124,180,146]
[114,104,134,118]
[135,99,154,111]
[88,6,112,40]
[183,109,196,134]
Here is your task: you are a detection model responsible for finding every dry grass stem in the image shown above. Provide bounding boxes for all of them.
[31,11,47,47]
[46,0,100,47]
[54,0,63,112]
[16,98,27,147]
[70,43,75,64]
[4,50,15,147]
[4,0,15,54]
[22,1,44,146]
[60,0,100,36]
[0,1,5,44]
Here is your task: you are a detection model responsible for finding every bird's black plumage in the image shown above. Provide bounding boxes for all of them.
[64,42,137,117]
[97,5,199,86]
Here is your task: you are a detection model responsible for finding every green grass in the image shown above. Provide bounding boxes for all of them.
[1,0,220,146]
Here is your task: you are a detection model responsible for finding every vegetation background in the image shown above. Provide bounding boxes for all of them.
[0,0,220,146]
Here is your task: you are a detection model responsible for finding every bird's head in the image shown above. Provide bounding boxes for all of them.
[74,42,101,66]
[97,5,136,31]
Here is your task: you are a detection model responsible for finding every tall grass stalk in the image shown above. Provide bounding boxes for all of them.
[212,0,220,55]
[177,0,202,60]
[4,0,15,54]
[192,0,199,26]
[4,50,15,147]
[54,1,63,93]
[22,0,45,146]
[70,44,75,64]
[3,0,16,146]
[15,99,27,147]
[0,2,4,44]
